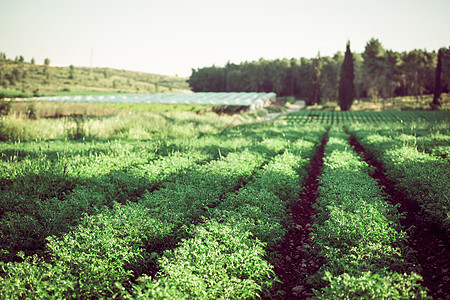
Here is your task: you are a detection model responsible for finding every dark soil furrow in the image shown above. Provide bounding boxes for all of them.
[264,132,328,300]
[349,136,450,299]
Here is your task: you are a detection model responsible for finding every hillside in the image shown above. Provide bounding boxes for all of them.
[0,58,190,98]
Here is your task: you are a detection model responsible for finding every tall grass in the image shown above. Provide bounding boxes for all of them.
[0,110,238,141]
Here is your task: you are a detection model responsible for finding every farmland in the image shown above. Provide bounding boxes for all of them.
[0,107,449,299]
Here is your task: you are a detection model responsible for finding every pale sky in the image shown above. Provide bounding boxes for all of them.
[1,0,449,77]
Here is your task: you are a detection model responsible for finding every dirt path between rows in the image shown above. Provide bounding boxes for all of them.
[349,136,450,299]
[263,131,327,299]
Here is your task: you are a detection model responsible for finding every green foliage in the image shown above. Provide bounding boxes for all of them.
[0,254,76,299]
[0,108,236,141]
[250,151,306,203]
[124,275,189,299]
[316,271,429,300]
[45,202,165,297]
[139,220,274,300]
[1,115,443,298]
[139,149,269,231]
[0,140,209,259]
[348,121,450,230]
[1,124,324,298]
[188,38,445,107]
[311,128,428,297]
[281,110,449,124]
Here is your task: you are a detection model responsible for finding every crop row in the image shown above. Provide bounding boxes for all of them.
[0,147,276,297]
[347,124,450,231]
[0,126,301,262]
[0,146,208,261]
[133,136,322,299]
[311,128,428,299]
[0,125,327,298]
[279,110,449,125]
[347,121,450,161]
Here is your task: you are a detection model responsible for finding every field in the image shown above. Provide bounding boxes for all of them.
[0,106,449,299]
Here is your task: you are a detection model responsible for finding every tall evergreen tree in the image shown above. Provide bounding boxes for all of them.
[338,42,355,111]
[431,48,443,109]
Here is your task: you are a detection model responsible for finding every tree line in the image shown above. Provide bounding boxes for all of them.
[188,38,450,109]
[0,53,52,89]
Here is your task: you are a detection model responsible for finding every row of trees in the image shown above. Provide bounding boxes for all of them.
[188,38,450,109]
[0,53,49,66]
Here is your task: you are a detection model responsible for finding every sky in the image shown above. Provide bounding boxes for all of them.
[1,0,449,77]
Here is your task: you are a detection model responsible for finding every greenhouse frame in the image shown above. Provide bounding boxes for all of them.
[21,92,277,109]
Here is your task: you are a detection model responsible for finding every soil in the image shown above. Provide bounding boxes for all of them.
[349,136,450,300]
[263,131,328,299]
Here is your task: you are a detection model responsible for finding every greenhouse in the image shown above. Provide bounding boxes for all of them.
[22,92,277,109]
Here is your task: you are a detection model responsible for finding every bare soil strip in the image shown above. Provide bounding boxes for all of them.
[349,136,450,299]
[264,132,328,299]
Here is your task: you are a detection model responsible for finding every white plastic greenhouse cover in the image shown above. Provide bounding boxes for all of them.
[21,92,277,108]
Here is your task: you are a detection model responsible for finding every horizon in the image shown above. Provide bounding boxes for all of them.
[2,0,449,77]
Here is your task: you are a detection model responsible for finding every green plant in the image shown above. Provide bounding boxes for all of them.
[0,253,76,299]
[310,128,427,297]
[45,202,168,298]
[145,220,274,299]
[347,121,450,230]
[315,271,429,299]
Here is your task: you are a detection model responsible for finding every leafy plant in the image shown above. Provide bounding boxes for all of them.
[143,220,274,299]
[315,271,429,299]
[310,128,427,297]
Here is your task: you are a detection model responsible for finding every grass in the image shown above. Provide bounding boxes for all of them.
[0,101,244,141]
[6,100,215,118]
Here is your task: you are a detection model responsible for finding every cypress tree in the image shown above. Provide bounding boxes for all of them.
[338,42,355,111]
